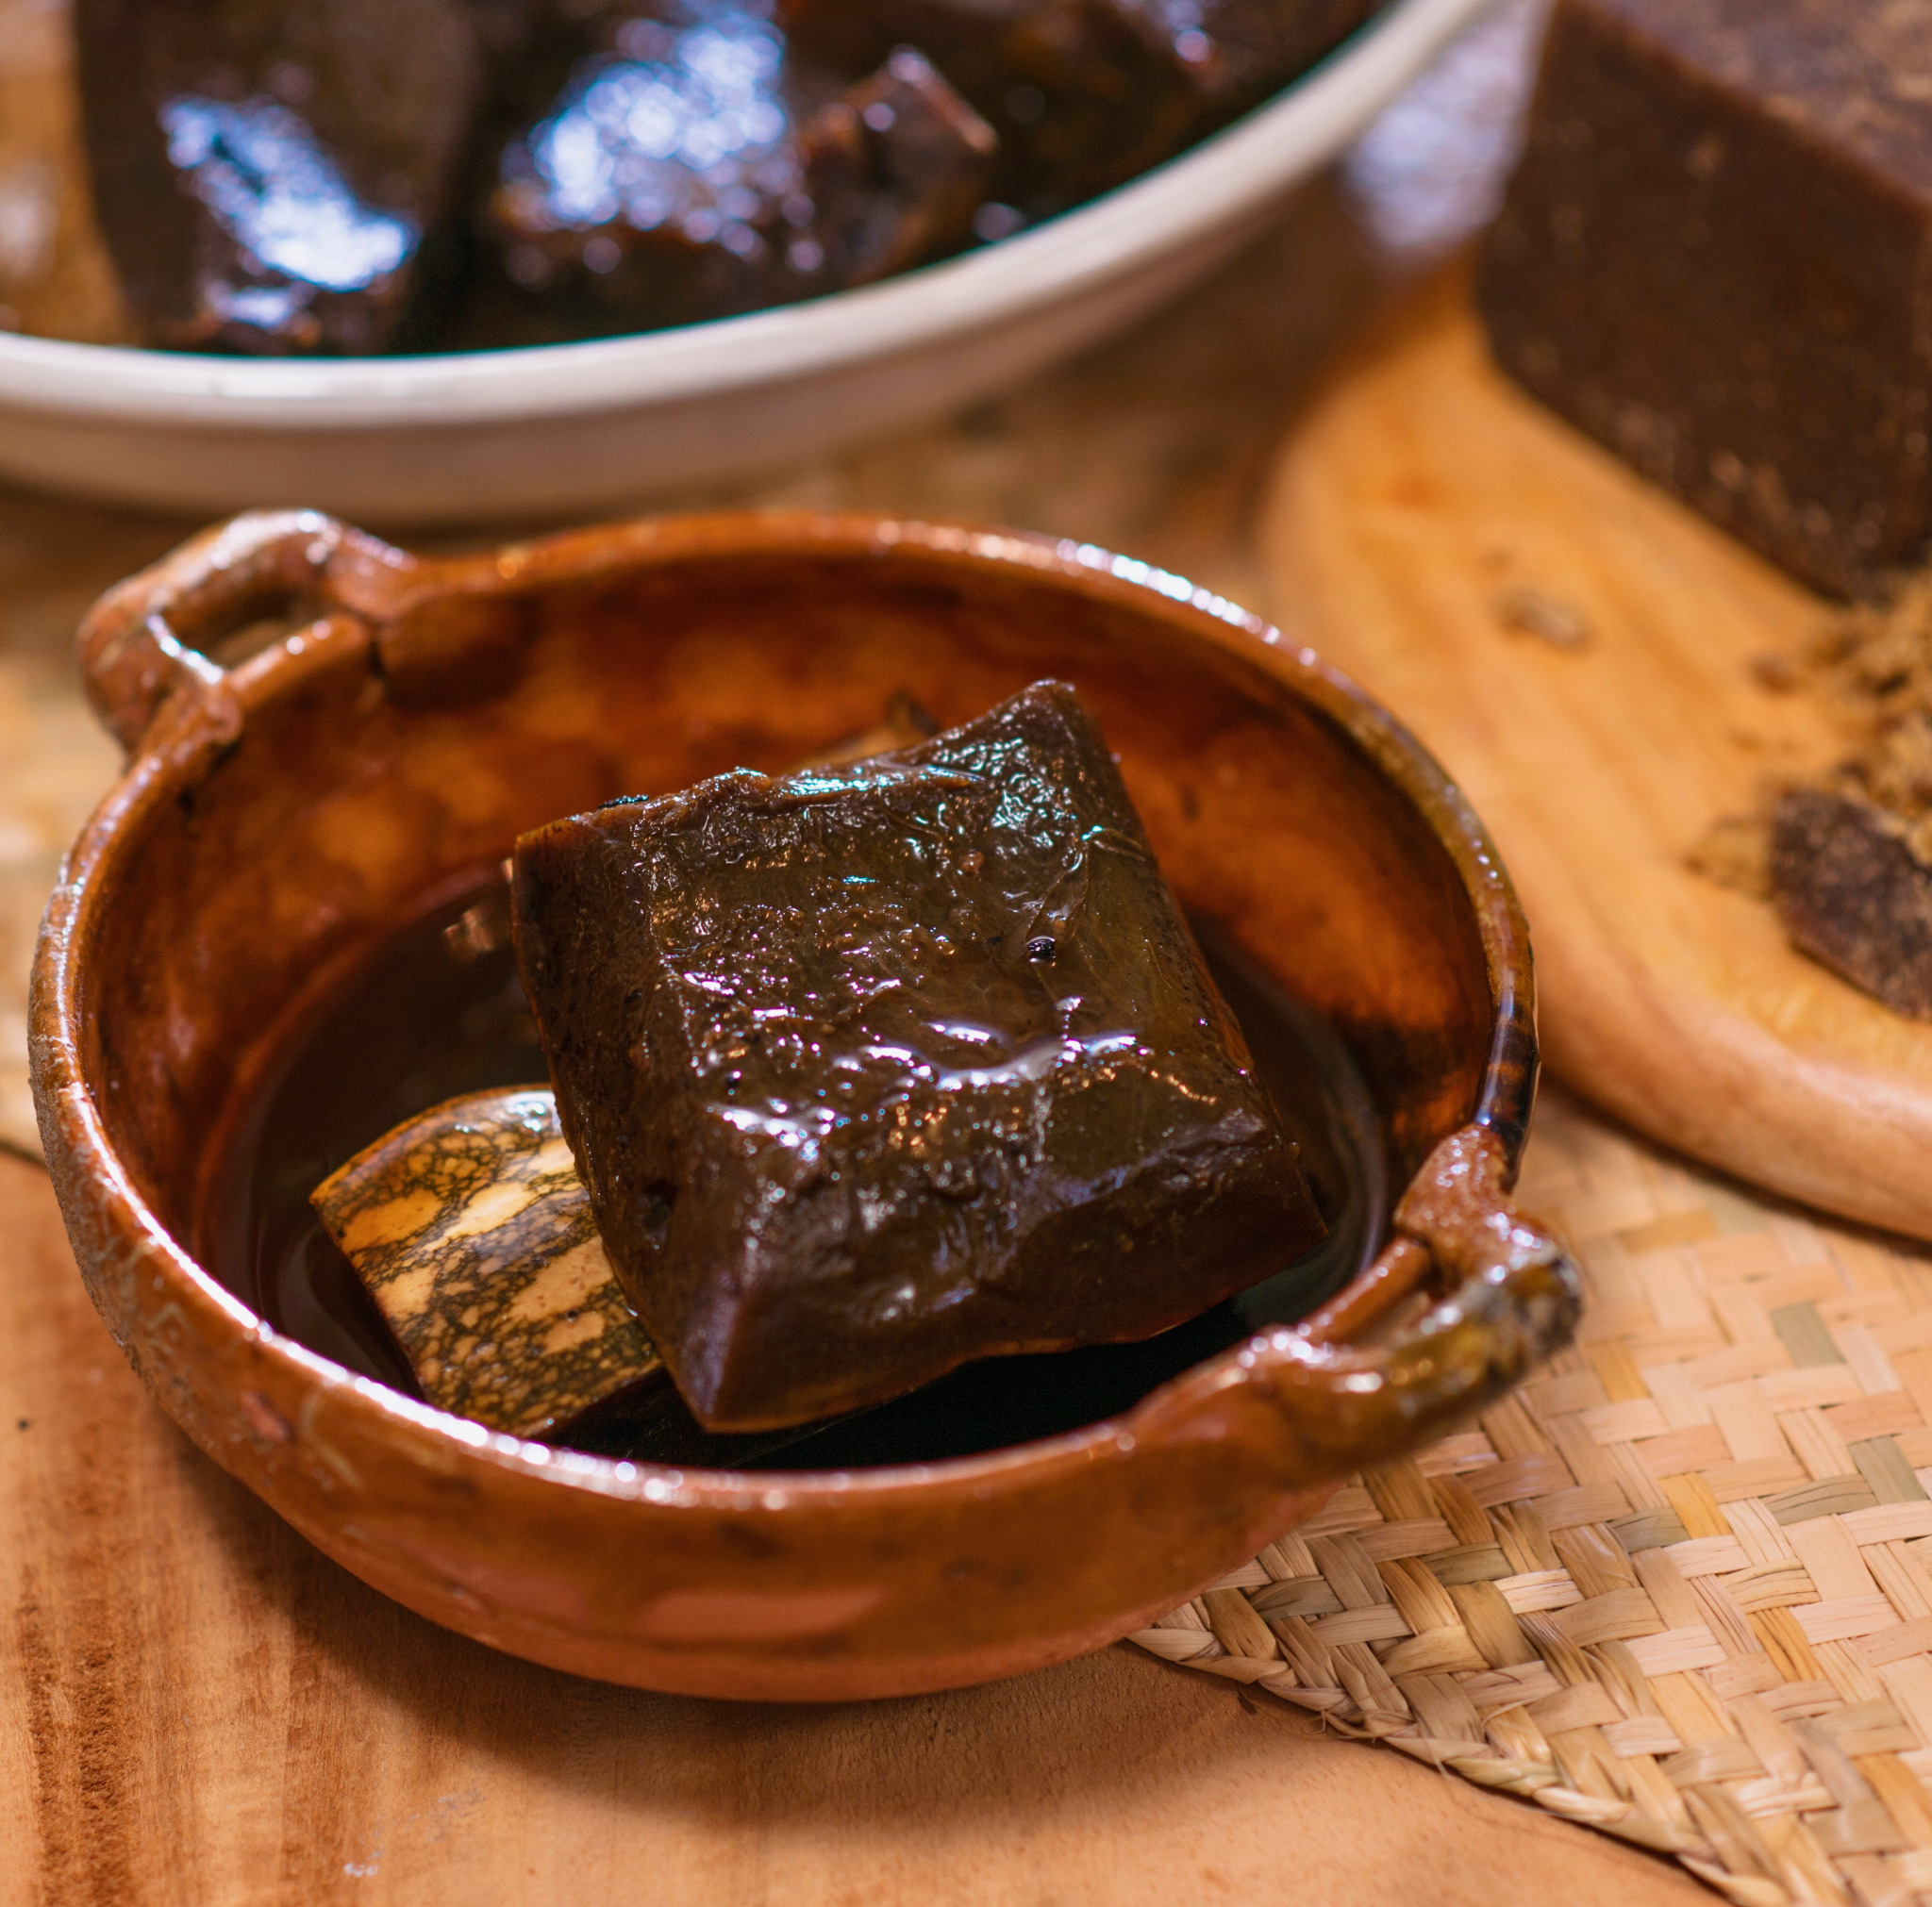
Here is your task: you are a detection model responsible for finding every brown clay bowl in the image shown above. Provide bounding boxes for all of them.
[31,509,1578,1701]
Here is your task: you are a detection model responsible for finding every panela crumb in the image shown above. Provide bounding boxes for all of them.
[1494,585,1592,652]
[1690,573,1932,1017]
[1756,572,1932,865]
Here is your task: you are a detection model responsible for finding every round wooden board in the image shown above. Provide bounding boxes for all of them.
[1261,267,1932,1241]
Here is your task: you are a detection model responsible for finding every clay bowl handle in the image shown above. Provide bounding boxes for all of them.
[75,510,425,754]
[77,511,542,754]
[1157,1125,1580,1484]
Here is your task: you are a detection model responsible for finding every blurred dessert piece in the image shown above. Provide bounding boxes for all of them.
[1112,0,1385,103]
[0,0,132,342]
[781,0,1381,215]
[1479,0,1932,600]
[808,50,998,285]
[480,4,994,338]
[73,0,512,353]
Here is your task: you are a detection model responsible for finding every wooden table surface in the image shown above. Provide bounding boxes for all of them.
[0,7,1714,1899]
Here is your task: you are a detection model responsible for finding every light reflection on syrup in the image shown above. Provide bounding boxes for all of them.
[160,96,415,301]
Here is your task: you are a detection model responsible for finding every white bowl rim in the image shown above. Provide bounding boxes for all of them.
[0,0,1497,431]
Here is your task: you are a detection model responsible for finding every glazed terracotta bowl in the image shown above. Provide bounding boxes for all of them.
[31,509,1577,1700]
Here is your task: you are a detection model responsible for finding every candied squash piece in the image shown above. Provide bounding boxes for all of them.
[311,1088,659,1437]
[512,680,1324,1432]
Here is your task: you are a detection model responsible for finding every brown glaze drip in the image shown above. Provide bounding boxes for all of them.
[196,875,1383,1470]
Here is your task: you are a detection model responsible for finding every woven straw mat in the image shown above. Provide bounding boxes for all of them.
[1131,1086,1932,1907]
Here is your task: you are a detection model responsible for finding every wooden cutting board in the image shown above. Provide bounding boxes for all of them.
[1261,268,1932,1241]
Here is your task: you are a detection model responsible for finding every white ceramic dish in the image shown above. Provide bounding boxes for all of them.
[0,0,1495,524]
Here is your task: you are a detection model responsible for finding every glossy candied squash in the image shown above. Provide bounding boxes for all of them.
[780,0,1197,214]
[511,680,1325,1432]
[311,1088,660,1438]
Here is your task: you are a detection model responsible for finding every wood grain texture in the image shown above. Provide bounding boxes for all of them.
[1262,270,1932,1240]
[0,1145,1707,1906]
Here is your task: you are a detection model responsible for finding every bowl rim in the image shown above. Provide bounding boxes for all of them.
[0,0,1498,430]
[32,509,1535,1515]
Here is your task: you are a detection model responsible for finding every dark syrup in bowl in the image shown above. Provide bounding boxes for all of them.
[196,879,1386,1470]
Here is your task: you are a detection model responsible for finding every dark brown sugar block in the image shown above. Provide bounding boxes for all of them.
[1478,0,1932,599]
[511,681,1324,1432]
